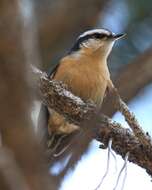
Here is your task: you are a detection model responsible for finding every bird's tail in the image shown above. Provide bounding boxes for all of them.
[47,110,79,156]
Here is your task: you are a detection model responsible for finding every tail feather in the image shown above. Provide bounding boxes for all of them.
[37,105,78,157]
[37,104,49,146]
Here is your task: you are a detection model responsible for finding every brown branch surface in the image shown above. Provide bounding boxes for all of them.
[110,88,152,147]
[33,66,152,176]
[33,66,96,124]
[97,117,152,176]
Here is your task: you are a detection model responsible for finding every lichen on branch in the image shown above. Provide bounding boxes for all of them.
[32,65,152,177]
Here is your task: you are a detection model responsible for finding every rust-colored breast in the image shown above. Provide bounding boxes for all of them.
[53,55,109,107]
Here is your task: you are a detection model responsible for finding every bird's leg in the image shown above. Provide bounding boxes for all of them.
[52,134,67,152]
[53,142,71,157]
[47,132,56,148]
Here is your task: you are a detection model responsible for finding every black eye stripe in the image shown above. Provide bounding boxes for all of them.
[94,33,101,39]
[69,32,111,53]
[80,33,109,40]
[93,33,107,39]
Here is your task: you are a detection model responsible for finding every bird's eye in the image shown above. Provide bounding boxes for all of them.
[93,33,106,39]
[94,33,101,39]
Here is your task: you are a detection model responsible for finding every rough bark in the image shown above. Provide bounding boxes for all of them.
[33,66,152,177]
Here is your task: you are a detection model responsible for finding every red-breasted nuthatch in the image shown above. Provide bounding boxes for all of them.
[38,29,125,155]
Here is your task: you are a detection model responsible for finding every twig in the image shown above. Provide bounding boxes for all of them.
[97,116,152,176]
[112,88,152,147]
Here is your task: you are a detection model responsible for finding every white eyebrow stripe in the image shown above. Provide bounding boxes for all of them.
[79,29,113,39]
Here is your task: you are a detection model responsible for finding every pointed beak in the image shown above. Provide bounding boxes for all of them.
[112,33,126,40]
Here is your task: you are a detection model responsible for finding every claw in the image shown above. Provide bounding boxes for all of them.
[53,143,70,157]
[47,134,68,156]
[47,133,56,148]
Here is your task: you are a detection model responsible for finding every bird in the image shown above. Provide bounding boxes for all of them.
[38,28,125,156]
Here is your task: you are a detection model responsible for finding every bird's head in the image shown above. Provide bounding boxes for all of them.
[70,29,125,58]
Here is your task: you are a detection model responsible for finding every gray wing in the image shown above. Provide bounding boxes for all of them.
[37,104,50,146]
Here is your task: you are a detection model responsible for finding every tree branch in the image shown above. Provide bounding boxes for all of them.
[33,66,152,177]
[32,66,96,124]
[97,116,152,177]
[110,88,152,147]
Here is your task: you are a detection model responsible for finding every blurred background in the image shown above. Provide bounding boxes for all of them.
[0,0,152,190]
